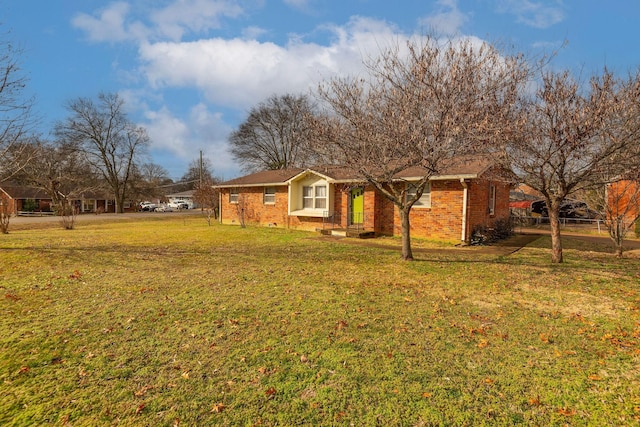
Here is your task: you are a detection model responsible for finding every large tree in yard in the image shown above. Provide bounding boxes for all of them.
[0,30,34,182]
[311,36,528,260]
[229,93,316,172]
[502,69,640,263]
[55,92,149,213]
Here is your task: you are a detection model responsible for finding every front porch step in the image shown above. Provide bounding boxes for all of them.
[320,229,376,239]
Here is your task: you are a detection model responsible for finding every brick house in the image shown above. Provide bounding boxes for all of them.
[0,183,136,215]
[215,157,512,242]
[607,179,640,227]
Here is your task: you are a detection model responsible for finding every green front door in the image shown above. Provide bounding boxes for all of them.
[350,187,364,225]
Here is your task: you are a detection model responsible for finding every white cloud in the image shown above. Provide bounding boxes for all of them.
[420,0,468,36]
[142,103,235,177]
[72,0,244,43]
[137,17,403,110]
[150,0,243,41]
[497,0,564,29]
[72,2,142,42]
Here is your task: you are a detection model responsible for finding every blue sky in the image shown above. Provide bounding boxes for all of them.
[4,0,640,180]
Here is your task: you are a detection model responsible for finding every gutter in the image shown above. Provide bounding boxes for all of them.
[460,179,468,242]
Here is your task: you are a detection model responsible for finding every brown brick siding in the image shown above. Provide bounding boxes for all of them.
[219,178,511,241]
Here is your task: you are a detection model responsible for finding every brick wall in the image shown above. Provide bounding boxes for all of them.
[219,186,289,227]
[608,180,640,224]
[219,177,512,242]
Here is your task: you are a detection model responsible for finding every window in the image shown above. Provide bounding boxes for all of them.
[315,185,327,209]
[407,182,431,208]
[302,185,327,210]
[489,184,496,215]
[264,187,276,204]
[229,189,239,204]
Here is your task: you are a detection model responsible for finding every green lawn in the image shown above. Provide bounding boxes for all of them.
[1,216,639,426]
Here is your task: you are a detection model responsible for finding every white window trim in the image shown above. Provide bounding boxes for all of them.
[263,187,276,205]
[407,182,431,208]
[302,184,327,210]
[229,189,239,204]
[489,184,496,216]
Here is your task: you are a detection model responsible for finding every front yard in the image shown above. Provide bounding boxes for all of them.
[1,216,638,426]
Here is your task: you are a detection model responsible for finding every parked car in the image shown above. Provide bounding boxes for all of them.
[530,199,600,219]
[139,202,156,211]
[154,204,173,212]
[168,201,190,210]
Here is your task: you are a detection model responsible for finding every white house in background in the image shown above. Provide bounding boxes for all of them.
[166,190,196,209]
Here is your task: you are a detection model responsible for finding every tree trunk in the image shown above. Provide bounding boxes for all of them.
[399,207,414,261]
[548,204,563,264]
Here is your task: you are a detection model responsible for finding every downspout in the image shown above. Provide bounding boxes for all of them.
[460,179,468,242]
[218,191,222,224]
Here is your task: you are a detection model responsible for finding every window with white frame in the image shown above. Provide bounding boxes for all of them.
[264,187,276,204]
[302,185,327,210]
[315,185,327,209]
[229,189,239,204]
[406,182,431,208]
[489,184,496,215]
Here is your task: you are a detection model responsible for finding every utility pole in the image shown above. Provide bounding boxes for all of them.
[199,150,203,187]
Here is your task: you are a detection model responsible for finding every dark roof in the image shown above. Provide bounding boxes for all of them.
[216,156,500,188]
[216,168,304,187]
[0,183,49,199]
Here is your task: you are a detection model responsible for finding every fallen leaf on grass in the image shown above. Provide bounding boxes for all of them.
[477,339,489,348]
[69,270,82,280]
[135,403,145,415]
[134,385,154,397]
[211,403,226,413]
[528,396,541,406]
[265,387,277,397]
[422,392,432,398]
[539,333,553,344]
[336,320,348,330]
[588,374,602,381]
[558,407,576,416]
[484,378,494,385]
[17,366,29,374]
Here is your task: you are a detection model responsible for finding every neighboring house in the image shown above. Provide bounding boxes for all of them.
[607,179,640,227]
[215,157,512,242]
[0,183,135,215]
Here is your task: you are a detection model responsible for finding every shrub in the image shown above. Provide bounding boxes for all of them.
[471,218,514,245]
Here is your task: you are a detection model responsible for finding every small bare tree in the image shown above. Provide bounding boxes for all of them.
[581,171,640,258]
[503,68,640,263]
[311,36,528,260]
[193,178,219,226]
[229,93,317,172]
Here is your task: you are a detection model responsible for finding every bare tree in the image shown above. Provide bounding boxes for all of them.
[0,191,10,233]
[15,138,97,216]
[581,170,640,258]
[310,37,527,260]
[229,93,316,172]
[129,162,171,204]
[193,178,219,225]
[502,68,640,263]
[55,93,149,213]
[0,30,35,182]
[176,157,216,192]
